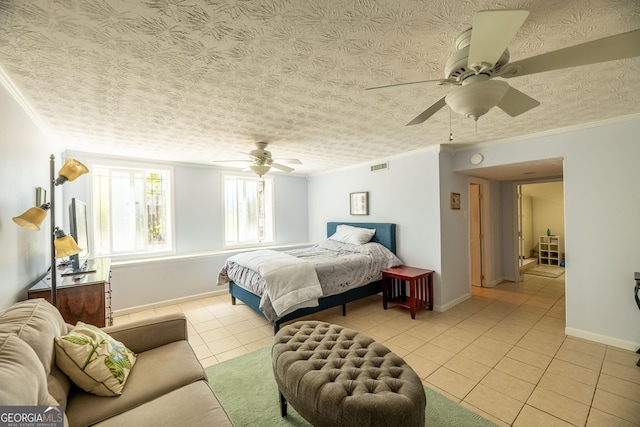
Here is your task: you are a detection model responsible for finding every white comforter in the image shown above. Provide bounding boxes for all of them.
[225,250,322,317]
[218,240,403,322]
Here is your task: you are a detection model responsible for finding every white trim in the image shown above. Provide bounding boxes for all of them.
[0,64,52,137]
[92,163,175,259]
[565,327,640,352]
[110,242,314,266]
[435,292,471,312]
[486,275,504,287]
[221,174,275,248]
[455,112,640,153]
[111,288,229,316]
[310,144,441,177]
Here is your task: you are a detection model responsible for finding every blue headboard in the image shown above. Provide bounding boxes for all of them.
[326,222,397,254]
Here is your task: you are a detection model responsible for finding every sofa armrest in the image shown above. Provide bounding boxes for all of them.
[103,313,188,354]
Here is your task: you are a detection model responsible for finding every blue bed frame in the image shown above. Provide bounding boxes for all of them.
[229,222,397,333]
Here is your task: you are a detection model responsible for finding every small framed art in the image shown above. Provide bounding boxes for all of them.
[350,191,369,215]
[451,192,461,210]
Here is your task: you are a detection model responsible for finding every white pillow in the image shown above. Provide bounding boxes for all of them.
[329,224,376,245]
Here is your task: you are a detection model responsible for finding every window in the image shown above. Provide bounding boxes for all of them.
[93,165,173,258]
[224,175,274,247]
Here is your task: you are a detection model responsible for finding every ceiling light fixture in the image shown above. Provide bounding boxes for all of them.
[445,79,509,121]
[249,165,271,177]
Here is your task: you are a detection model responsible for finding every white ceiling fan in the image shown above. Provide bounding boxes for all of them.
[367,10,640,126]
[214,142,301,177]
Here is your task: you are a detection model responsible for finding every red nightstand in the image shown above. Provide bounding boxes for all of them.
[381,266,434,319]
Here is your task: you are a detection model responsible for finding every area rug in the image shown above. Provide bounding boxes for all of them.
[206,346,497,427]
[525,264,565,278]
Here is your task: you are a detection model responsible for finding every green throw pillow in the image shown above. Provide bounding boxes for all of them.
[54,322,136,397]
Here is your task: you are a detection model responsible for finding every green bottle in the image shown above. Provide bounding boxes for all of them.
[547,228,551,236]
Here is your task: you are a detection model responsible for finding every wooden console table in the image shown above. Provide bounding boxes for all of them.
[382,266,434,319]
[28,258,112,327]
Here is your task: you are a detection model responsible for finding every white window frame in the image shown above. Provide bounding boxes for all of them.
[223,174,274,249]
[92,162,175,260]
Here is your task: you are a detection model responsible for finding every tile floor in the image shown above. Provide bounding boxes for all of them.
[113,273,640,426]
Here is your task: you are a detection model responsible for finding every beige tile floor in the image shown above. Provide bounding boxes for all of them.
[114,273,640,426]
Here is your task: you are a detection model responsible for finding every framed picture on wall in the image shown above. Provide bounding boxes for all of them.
[350,191,369,215]
[451,192,461,210]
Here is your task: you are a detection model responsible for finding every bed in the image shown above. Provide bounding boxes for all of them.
[219,222,399,333]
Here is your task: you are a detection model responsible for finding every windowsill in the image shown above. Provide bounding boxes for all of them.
[111,242,315,267]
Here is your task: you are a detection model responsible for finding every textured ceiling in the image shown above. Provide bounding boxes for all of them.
[1,0,639,176]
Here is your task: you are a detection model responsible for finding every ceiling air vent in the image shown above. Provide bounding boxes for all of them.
[370,162,389,172]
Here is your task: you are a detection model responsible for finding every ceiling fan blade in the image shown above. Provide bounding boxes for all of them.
[365,79,449,93]
[270,163,294,173]
[503,28,640,78]
[468,10,529,70]
[406,96,447,126]
[497,86,540,117]
[213,159,251,163]
[274,158,302,165]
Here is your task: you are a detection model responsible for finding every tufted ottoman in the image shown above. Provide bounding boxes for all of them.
[272,320,426,427]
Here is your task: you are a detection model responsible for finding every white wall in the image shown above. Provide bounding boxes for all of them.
[451,116,640,350]
[308,146,447,308]
[501,182,518,281]
[438,150,474,308]
[61,152,310,311]
[0,80,57,308]
[562,128,638,349]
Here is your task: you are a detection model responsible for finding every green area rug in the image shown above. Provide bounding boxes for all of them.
[206,346,497,427]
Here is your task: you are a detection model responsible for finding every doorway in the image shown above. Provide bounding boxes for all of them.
[513,180,565,282]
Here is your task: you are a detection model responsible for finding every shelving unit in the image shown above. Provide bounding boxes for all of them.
[539,236,560,266]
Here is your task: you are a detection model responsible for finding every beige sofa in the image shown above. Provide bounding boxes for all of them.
[0,298,232,427]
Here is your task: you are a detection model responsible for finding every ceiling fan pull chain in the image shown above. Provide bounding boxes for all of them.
[449,108,454,142]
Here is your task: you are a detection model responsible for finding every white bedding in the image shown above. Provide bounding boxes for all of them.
[227,250,322,316]
[218,239,402,322]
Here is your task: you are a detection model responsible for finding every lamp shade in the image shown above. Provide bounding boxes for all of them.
[55,158,89,185]
[249,165,271,177]
[445,80,509,121]
[12,204,50,231]
[53,227,82,258]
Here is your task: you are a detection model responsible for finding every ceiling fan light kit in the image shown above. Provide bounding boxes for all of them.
[445,80,509,121]
[215,141,302,177]
[249,165,271,177]
[366,9,640,127]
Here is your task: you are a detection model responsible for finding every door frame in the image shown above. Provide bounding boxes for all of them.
[511,177,565,283]
[468,177,492,287]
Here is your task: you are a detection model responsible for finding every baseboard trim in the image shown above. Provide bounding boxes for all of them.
[565,327,640,352]
[112,288,229,316]
[435,292,472,312]
[486,276,505,287]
